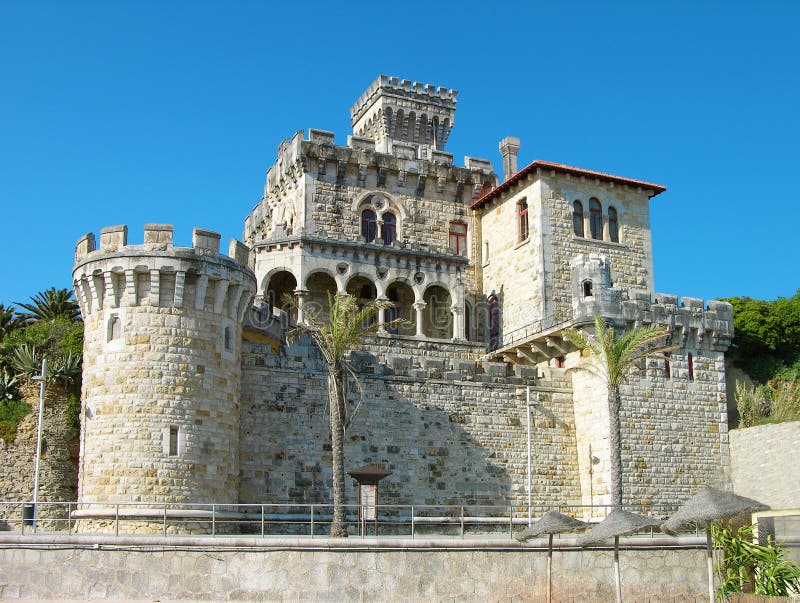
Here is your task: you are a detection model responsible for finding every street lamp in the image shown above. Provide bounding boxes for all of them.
[30,358,47,532]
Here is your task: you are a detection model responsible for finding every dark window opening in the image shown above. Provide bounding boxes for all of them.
[583,281,593,297]
[517,199,529,242]
[608,206,619,243]
[107,315,121,342]
[381,212,397,245]
[589,198,602,240]
[573,201,584,237]
[556,356,566,368]
[169,426,179,456]
[361,209,377,242]
[488,296,500,351]
[688,352,694,381]
[224,326,232,350]
[664,352,671,379]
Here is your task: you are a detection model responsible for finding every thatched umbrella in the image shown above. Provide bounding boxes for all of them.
[661,488,769,603]
[515,510,588,603]
[577,508,662,603]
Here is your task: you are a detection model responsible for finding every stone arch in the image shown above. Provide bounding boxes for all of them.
[346,275,377,302]
[385,279,416,336]
[265,270,297,322]
[305,271,338,321]
[422,285,452,339]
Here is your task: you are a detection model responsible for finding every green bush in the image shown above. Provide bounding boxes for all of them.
[66,392,80,431]
[0,399,31,443]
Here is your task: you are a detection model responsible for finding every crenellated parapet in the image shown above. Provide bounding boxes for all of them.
[73,224,256,322]
[244,129,496,245]
[570,254,734,351]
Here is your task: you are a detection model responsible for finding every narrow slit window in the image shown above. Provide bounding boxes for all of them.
[107,315,121,342]
[556,356,566,368]
[583,281,593,297]
[589,198,603,240]
[573,201,584,237]
[517,199,529,242]
[608,206,619,243]
[687,352,694,381]
[224,326,232,350]
[169,426,179,456]
[664,352,671,379]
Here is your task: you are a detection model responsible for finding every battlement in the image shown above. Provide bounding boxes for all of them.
[74,224,251,269]
[350,75,458,125]
[72,224,256,320]
[570,254,734,351]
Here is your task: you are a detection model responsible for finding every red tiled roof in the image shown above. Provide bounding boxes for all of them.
[469,160,667,210]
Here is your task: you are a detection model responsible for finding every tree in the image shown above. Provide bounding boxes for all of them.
[15,287,81,323]
[563,315,671,508]
[287,292,392,537]
[0,304,23,339]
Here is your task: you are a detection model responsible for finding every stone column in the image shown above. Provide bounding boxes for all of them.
[413,301,427,337]
[376,296,389,335]
[294,289,309,324]
[451,304,465,341]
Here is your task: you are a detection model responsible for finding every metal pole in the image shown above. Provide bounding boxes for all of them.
[526,386,532,525]
[32,358,47,532]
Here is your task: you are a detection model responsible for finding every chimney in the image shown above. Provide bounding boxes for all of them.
[499,136,521,181]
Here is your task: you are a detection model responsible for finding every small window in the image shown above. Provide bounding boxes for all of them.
[361,209,377,242]
[589,198,602,240]
[687,352,694,381]
[381,212,397,245]
[608,206,619,243]
[573,201,584,237]
[488,296,500,351]
[449,221,468,256]
[556,356,566,368]
[169,426,179,456]
[224,326,232,351]
[583,281,593,297]
[517,199,529,242]
[664,352,671,379]
[483,241,489,262]
[107,315,121,342]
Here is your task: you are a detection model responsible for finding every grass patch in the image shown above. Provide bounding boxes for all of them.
[0,399,31,443]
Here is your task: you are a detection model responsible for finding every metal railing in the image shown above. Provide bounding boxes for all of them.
[0,501,680,539]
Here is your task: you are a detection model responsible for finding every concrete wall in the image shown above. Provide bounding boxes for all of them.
[0,535,709,602]
[729,421,800,509]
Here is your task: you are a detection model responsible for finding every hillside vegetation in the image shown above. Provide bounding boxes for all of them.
[722,290,800,427]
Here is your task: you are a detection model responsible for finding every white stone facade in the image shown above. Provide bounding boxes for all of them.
[71,75,735,523]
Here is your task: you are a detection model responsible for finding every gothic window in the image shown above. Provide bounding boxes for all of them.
[688,352,694,381]
[381,212,397,245]
[583,281,593,297]
[608,206,619,243]
[517,199,529,242]
[589,198,602,240]
[361,209,377,242]
[488,296,500,351]
[449,221,468,256]
[573,201,584,237]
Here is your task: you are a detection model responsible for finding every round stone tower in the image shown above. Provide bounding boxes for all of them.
[72,224,256,510]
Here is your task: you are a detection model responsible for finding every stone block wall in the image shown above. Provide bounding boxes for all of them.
[730,421,800,509]
[239,340,581,509]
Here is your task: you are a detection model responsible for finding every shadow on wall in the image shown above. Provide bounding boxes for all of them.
[239,340,518,509]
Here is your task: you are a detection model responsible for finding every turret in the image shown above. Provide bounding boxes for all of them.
[72,224,256,517]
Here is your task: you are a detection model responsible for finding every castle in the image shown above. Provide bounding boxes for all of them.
[70,75,734,524]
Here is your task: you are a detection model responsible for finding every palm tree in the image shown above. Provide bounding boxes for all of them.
[15,288,80,323]
[0,304,24,338]
[563,315,672,508]
[287,292,392,537]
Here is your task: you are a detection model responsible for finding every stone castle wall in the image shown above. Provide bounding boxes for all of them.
[72,225,255,505]
[239,340,582,509]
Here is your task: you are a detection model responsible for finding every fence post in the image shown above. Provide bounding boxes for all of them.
[67,502,72,534]
[411,506,415,540]
[509,506,514,538]
[115,504,119,537]
[211,504,216,536]
[310,504,314,538]
[461,506,465,538]
[261,504,265,537]
[163,503,167,536]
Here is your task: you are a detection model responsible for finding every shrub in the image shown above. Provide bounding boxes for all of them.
[0,399,31,443]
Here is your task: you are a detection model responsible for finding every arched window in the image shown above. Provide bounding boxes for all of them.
[589,198,602,240]
[361,209,377,242]
[608,206,619,243]
[107,315,121,342]
[488,296,500,351]
[517,199,529,242]
[381,212,397,245]
[573,201,584,237]
[583,281,593,297]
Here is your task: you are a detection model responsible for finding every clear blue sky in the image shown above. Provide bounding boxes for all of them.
[1,0,798,309]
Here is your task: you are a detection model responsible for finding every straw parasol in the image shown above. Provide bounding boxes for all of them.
[577,508,662,603]
[515,510,588,603]
[661,488,769,603]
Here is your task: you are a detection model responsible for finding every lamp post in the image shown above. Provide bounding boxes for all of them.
[526,386,534,525]
[31,357,47,532]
